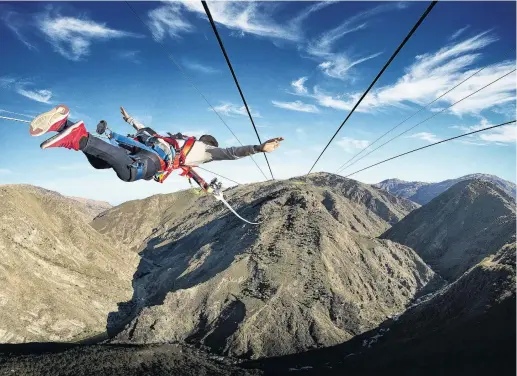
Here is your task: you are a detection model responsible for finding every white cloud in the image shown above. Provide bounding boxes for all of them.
[0,76,53,103]
[291,77,309,95]
[337,137,369,153]
[451,118,516,144]
[450,25,470,41]
[318,52,383,80]
[479,125,515,143]
[16,87,53,103]
[182,59,219,74]
[180,1,299,42]
[38,9,143,60]
[308,32,516,115]
[146,0,332,44]
[305,3,405,80]
[2,10,37,51]
[213,102,261,118]
[409,132,442,143]
[148,2,193,41]
[117,50,141,64]
[0,77,18,88]
[271,100,320,113]
[0,169,12,174]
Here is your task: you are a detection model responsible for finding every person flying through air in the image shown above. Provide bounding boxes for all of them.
[29,104,284,187]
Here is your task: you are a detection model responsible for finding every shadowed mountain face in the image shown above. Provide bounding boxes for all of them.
[0,185,138,343]
[98,173,433,359]
[245,242,516,376]
[374,173,516,205]
[381,180,516,280]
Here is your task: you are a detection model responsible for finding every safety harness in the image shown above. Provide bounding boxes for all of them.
[153,135,196,184]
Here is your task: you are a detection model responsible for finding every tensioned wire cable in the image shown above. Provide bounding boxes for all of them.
[307,1,438,175]
[202,0,275,180]
[343,120,516,178]
[334,64,489,174]
[197,166,241,185]
[125,1,270,181]
[336,67,516,174]
[0,115,30,123]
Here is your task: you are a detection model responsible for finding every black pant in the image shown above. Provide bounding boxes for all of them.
[82,135,162,182]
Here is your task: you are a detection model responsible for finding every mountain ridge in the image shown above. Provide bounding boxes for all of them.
[374,173,516,204]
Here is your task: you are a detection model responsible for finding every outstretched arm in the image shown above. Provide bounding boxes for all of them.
[205,137,284,161]
[120,106,145,131]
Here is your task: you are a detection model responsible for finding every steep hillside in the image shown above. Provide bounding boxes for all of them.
[104,176,435,358]
[304,173,419,224]
[67,196,112,220]
[382,180,516,280]
[0,185,138,343]
[91,189,201,251]
[247,242,516,375]
[375,173,516,204]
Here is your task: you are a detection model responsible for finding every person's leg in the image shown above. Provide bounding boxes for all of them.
[84,153,112,170]
[81,135,137,181]
[41,121,162,182]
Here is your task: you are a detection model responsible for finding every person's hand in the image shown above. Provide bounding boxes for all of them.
[120,106,130,122]
[260,137,284,153]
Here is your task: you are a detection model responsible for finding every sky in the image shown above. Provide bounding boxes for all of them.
[0,1,515,205]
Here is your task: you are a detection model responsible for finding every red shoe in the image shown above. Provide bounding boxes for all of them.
[30,104,70,136]
[40,121,88,151]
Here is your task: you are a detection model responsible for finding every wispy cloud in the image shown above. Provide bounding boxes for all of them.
[149,1,331,43]
[271,100,320,113]
[148,2,193,41]
[291,77,309,95]
[452,118,516,144]
[317,52,383,80]
[116,50,141,64]
[306,32,516,115]
[213,102,261,118]
[450,25,470,41]
[16,88,53,103]
[182,59,219,74]
[181,1,299,42]
[0,76,53,104]
[337,137,369,153]
[0,169,12,174]
[409,132,442,143]
[38,9,143,61]
[305,3,406,80]
[1,10,37,51]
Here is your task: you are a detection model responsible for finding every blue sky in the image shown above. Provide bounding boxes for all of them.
[0,1,515,204]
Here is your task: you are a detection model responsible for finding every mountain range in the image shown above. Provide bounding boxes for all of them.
[374,173,516,205]
[0,173,514,375]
